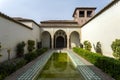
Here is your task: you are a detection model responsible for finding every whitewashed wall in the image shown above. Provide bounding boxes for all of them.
[18,21,41,48]
[20,21,33,28]
[81,1,120,57]
[0,16,40,62]
[31,23,41,48]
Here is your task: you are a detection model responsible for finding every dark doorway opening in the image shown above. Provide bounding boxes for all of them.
[56,36,64,48]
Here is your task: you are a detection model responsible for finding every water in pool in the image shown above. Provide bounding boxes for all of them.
[36,52,84,80]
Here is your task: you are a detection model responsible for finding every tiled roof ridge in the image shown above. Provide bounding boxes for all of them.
[13,17,41,28]
[13,17,33,21]
[41,20,77,23]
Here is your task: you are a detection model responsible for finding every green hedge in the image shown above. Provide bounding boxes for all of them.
[24,51,38,62]
[0,58,27,80]
[73,47,120,80]
[0,48,48,80]
[24,48,48,62]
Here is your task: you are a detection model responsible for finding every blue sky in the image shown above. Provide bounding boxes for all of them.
[0,0,112,23]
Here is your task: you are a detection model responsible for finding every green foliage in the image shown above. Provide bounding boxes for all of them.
[36,48,48,55]
[16,41,26,57]
[73,47,120,80]
[0,58,27,80]
[15,58,27,69]
[0,47,47,80]
[93,42,102,55]
[27,40,35,52]
[111,39,120,60]
[25,48,48,63]
[83,40,92,51]
[24,51,38,62]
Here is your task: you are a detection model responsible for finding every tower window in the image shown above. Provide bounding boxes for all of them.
[87,11,92,17]
[79,11,84,17]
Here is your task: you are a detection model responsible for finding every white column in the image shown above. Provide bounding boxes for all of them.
[51,35,54,49]
[55,36,56,48]
[79,32,81,44]
[67,35,69,49]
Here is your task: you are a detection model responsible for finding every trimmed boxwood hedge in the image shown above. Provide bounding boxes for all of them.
[73,47,120,80]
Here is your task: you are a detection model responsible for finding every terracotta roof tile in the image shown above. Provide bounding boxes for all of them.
[40,20,80,27]
[13,17,41,28]
[41,20,78,24]
[13,17,33,21]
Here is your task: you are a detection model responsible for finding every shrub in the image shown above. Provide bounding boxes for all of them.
[25,48,48,63]
[93,42,102,55]
[0,58,27,80]
[73,47,120,80]
[0,62,15,75]
[111,39,120,60]
[27,40,35,52]
[83,40,92,51]
[16,41,26,57]
[36,48,48,56]
[36,49,43,56]
[24,51,37,62]
[0,48,48,80]
[15,58,27,69]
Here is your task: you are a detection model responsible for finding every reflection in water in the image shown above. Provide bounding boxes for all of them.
[36,53,84,80]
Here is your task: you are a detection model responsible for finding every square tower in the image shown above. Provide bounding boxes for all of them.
[73,7,96,26]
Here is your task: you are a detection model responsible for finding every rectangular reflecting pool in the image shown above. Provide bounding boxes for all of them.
[36,52,84,80]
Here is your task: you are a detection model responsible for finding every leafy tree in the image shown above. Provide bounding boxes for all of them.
[111,39,120,60]
[93,42,102,55]
[16,41,26,57]
[83,40,92,51]
[27,40,35,52]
